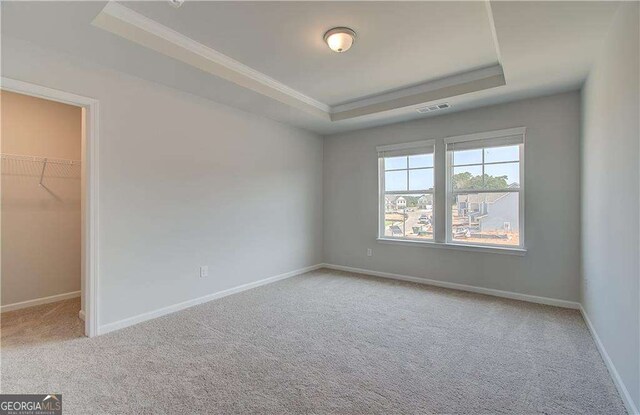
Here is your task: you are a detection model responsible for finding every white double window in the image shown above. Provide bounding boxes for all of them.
[378,128,525,252]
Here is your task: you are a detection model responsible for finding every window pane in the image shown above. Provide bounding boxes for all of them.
[409,154,433,168]
[385,170,407,191]
[451,192,520,247]
[409,168,434,191]
[452,165,483,190]
[384,193,433,240]
[385,156,407,170]
[484,145,519,163]
[484,162,520,188]
[453,149,482,166]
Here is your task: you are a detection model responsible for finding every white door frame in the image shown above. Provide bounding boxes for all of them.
[1,77,100,337]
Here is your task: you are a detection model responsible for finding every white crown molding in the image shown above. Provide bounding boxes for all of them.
[92,2,331,118]
[484,1,504,68]
[330,64,505,121]
[92,2,505,123]
[332,65,503,113]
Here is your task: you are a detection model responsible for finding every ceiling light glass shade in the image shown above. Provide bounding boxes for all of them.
[324,27,356,53]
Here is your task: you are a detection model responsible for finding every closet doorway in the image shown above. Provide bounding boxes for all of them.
[1,79,99,338]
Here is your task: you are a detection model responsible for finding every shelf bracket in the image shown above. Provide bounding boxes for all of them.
[39,158,48,186]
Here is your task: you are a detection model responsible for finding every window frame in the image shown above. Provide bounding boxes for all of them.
[378,139,435,242]
[445,130,525,250]
[377,127,526,254]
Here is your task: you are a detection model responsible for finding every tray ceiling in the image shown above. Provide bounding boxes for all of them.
[120,1,500,107]
[0,1,622,134]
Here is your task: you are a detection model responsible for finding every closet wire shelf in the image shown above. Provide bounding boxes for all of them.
[1,153,81,184]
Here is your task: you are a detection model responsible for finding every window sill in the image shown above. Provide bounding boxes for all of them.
[376,238,527,256]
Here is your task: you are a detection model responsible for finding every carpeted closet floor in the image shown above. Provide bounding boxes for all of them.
[0,269,626,414]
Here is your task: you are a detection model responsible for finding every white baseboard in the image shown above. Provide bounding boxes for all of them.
[321,263,581,309]
[79,310,86,321]
[321,263,639,412]
[1,291,81,313]
[98,264,324,335]
[580,305,639,415]
[94,261,637,413]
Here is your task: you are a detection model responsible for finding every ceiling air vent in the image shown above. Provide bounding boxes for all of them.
[416,103,450,114]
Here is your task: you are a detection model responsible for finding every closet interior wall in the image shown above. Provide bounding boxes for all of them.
[1,90,82,309]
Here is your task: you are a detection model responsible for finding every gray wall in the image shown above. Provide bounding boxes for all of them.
[1,37,324,327]
[581,2,640,410]
[324,91,581,301]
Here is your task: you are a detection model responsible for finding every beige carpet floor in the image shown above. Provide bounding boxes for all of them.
[0,269,627,414]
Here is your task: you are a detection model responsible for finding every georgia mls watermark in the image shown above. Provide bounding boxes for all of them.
[0,394,62,415]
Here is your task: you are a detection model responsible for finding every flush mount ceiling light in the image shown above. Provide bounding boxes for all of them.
[323,27,356,53]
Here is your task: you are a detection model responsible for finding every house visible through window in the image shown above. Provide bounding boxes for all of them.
[379,141,434,241]
[377,128,525,252]
[446,135,523,248]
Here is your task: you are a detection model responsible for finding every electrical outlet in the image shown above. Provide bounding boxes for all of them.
[366,248,373,257]
[200,266,208,278]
